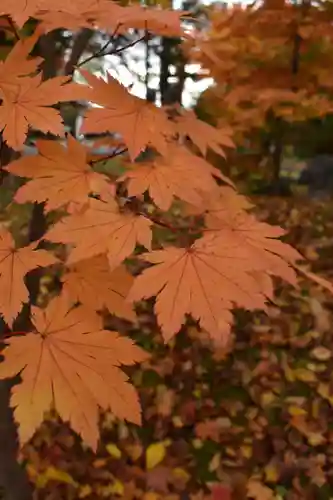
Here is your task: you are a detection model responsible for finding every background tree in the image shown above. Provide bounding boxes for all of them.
[190,0,333,184]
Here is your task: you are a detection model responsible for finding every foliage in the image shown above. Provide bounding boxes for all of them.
[0,0,332,466]
[19,197,333,499]
[189,0,333,160]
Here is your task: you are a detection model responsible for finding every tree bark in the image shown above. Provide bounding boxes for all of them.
[0,142,33,500]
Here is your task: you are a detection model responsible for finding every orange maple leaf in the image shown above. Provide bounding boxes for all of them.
[174,109,235,157]
[80,70,175,160]
[63,256,136,321]
[184,186,253,218]
[46,196,152,269]
[0,227,57,327]
[117,5,189,37]
[0,75,90,150]
[0,294,148,450]
[0,30,42,93]
[36,0,117,32]
[128,236,272,344]
[119,145,232,210]
[6,135,110,211]
[202,205,303,286]
[0,0,42,28]
[117,145,226,210]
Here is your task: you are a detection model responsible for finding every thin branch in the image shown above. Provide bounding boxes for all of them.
[89,147,128,165]
[140,212,179,233]
[109,35,145,56]
[76,24,120,68]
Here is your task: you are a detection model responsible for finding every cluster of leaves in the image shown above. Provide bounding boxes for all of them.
[189,0,333,143]
[0,0,330,455]
[18,197,333,500]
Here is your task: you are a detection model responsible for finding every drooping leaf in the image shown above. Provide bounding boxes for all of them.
[128,237,272,344]
[174,109,235,157]
[0,0,42,28]
[46,195,152,270]
[63,255,136,321]
[0,75,90,150]
[0,29,43,87]
[80,70,175,161]
[6,135,110,211]
[0,227,57,327]
[202,201,304,286]
[0,294,148,450]
[119,145,233,211]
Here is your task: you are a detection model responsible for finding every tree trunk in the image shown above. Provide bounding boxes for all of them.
[0,142,33,500]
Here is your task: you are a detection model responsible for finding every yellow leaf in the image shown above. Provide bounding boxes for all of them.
[192,439,203,449]
[172,468,190,482]
[294,368,316,383]
[307,432,326,447]
[241,445,252,459]
[146,442,166,470]
[264,463,279,483]
[106,443,122,459]
[79,485,93,498]
[36,467,78,489]
[288,406,306,416]
[109,479,124,496]
[261,391,275,406]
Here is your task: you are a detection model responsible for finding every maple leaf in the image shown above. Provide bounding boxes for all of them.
[5,135,110,211]
[0,75,90,150]
[202,206,303,286]
[128,236,273,344]
[46,196,152,270]
[63,256,136,321]
[174,109,235,157]
[80,70,175,160]
[184,186,253,218]
[0,30,43,95]
[35,0,119,32]
[119,145,233,211]
[0,294,148,450]
[0,227,57,327]
[0,0,42,28]
[117,5,189,37]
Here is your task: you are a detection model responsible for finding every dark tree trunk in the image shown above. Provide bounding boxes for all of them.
[159,37,186,106]
[0,142,33,500]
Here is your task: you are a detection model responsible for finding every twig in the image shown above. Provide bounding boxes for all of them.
[76,27,145,70]
[109,35,145,56]
[140,212,179,233]
[76,24,121,68]
[89,147,128,165]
